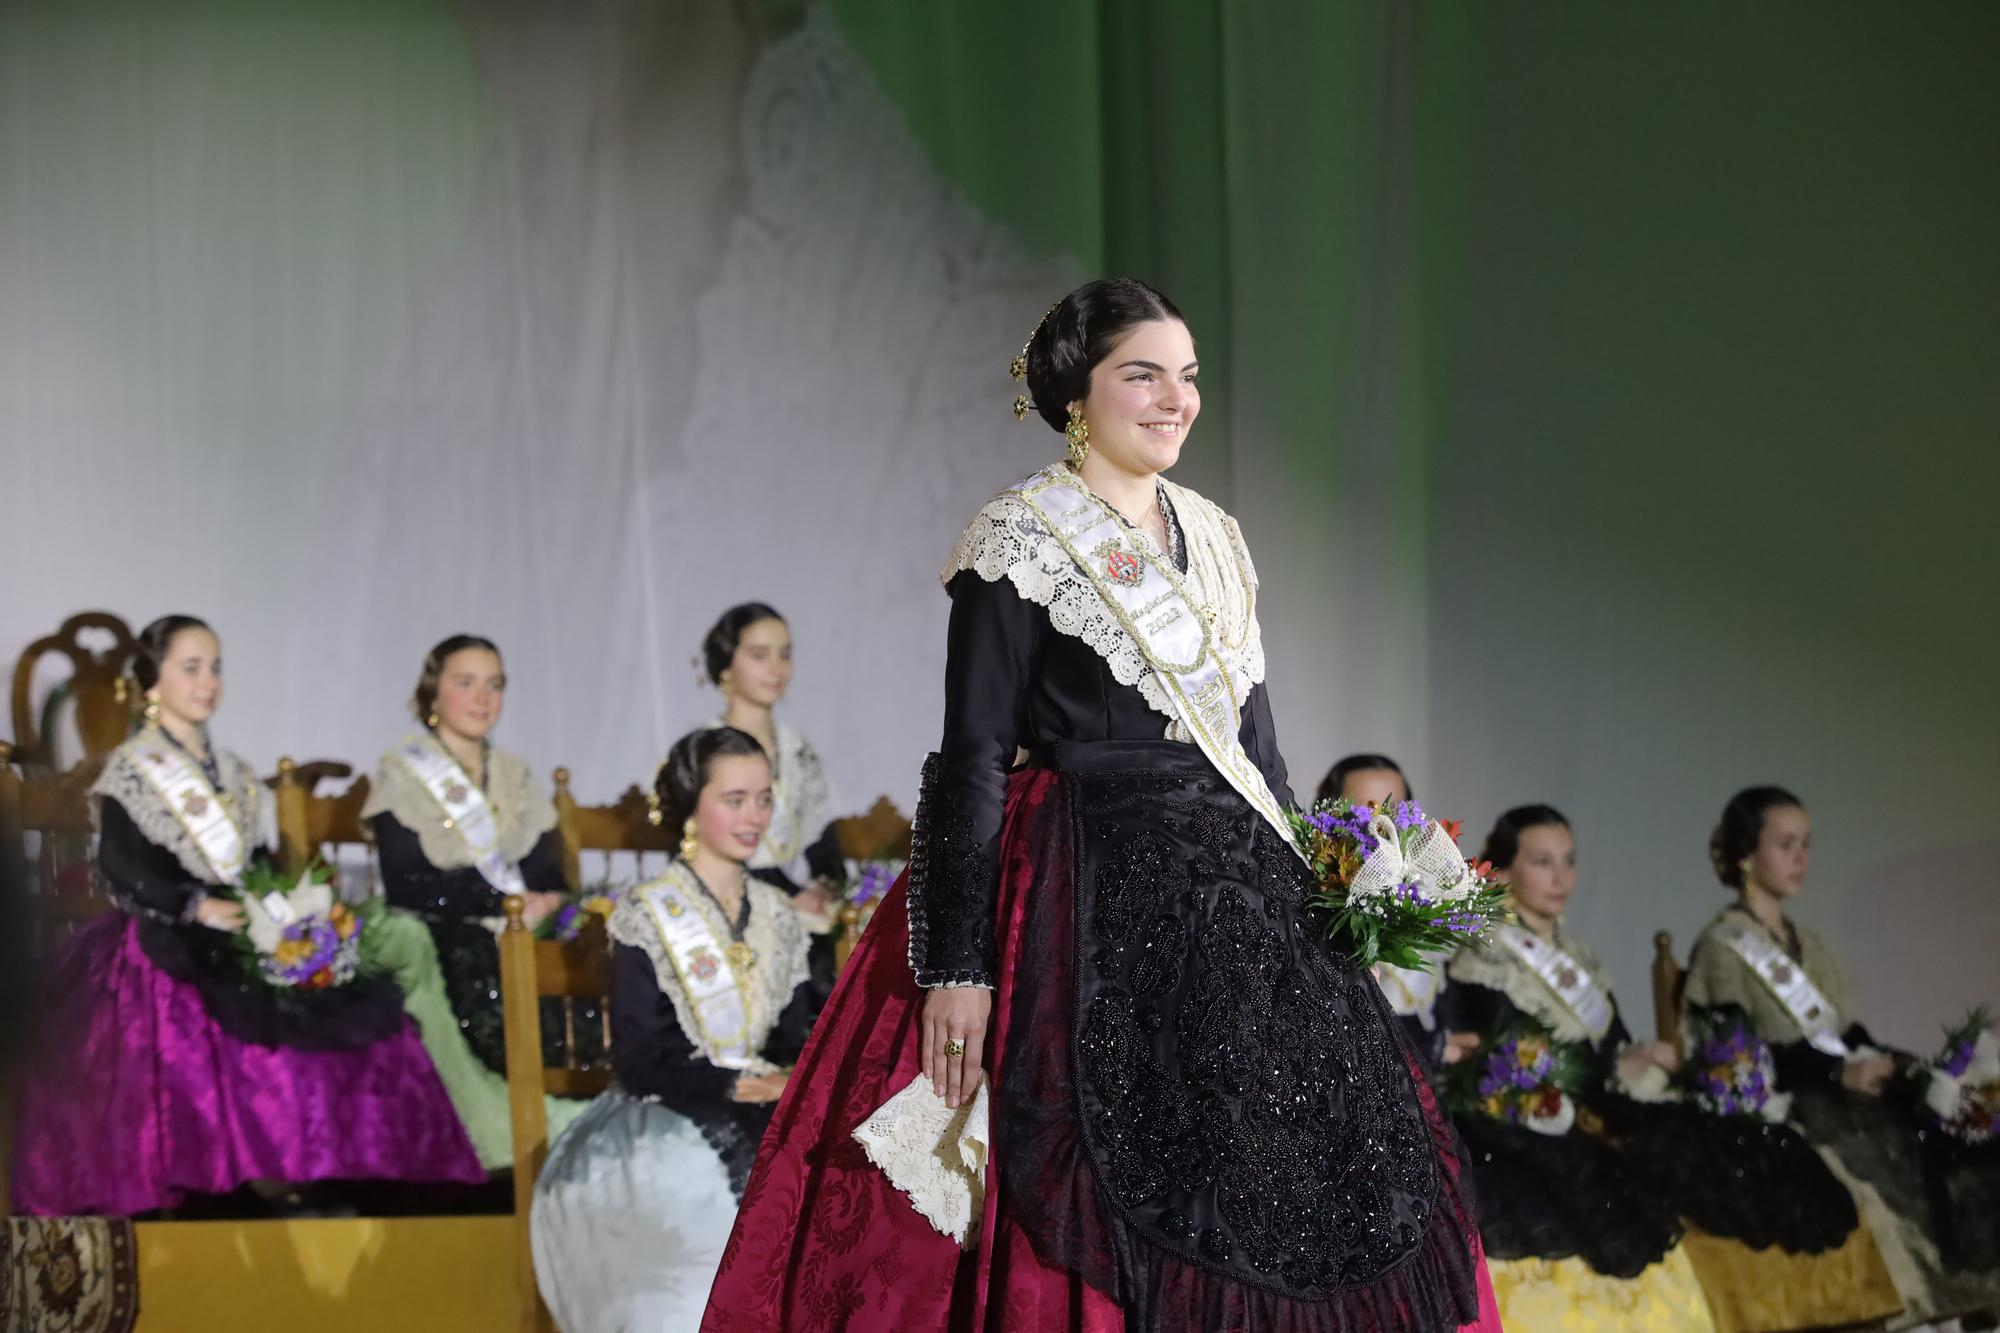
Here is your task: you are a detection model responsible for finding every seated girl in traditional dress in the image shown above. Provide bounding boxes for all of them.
[1440,804,1711,1329]
[1685,786,2000,1328]
[1451,804,1899,1332]
[361,633,586,1167]
[10,616,481,1216]
[531,725,826,1332]
[1318,752,1475,1070]
[698,603,842,916]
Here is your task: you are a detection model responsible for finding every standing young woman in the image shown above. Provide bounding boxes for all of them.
[11,616,480,1215]
[532,727,827,1332]
[362,634,584,1166]
[1685,787,2000,1328]
[699,603,842,915]
[704,280,1498,1332]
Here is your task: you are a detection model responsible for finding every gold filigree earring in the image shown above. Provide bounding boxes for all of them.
[646,790,663,827]
[425,711,440,730]
[143,696,162,724]
[680,816,700,862]
[1065,403,1090,471]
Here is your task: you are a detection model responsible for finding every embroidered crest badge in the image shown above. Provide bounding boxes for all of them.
[443,781,468,804]
[689,947,721,983]
[181,791,210,818]
[1094,538,1143,587]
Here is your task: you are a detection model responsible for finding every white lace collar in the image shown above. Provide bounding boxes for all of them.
[90,729,263,885]
[610,861,811,1071]
[940,463,1266,735]
[361,735,556,869]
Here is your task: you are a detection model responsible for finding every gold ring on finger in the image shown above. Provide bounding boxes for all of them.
[943,1038,967,1059]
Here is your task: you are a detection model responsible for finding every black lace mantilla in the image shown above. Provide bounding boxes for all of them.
[905,752,997,988]
[1066,763,1439,1299]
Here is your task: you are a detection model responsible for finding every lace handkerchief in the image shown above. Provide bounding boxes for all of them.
[851,1074,990,1245]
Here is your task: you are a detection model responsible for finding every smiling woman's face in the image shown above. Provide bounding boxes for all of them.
[694,752,774,863]
[1074,318,1201,475]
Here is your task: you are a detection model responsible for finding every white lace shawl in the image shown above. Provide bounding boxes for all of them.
[89,730,265,885]
[360,737,557,868]
[940,465,1267,737]
[608,864,812,1071]
[1448,930,1619,1047]
[705,717,835,873]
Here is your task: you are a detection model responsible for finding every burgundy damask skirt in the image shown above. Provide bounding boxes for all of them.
[702,752,1500,1332]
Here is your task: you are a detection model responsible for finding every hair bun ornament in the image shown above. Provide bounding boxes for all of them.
[1013,394,1032,420]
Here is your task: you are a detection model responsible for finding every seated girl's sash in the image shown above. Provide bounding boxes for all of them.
[1495,924,1614,1042]
[637,869,758,1071]
[1720,922,1849,1057]
[1377,960,1444,1026]
[130,741,247,884]
[390,737,525,896]
[1012,468,1298,854]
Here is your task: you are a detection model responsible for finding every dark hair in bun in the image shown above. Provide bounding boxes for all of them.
[700,603,786,687]
[654,726,770,840]
[133,615,215,691]
[1314,752,1414,806]
[1709,786,1804,888]
[1479,804,1571,871]
[412,634,502,725]
[1022,278,1186,434]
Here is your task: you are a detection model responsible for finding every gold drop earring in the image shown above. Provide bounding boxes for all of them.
[646,790,664,827]
[143,695,162,724]
[680,816,700,863]
[1065,403,1090,471]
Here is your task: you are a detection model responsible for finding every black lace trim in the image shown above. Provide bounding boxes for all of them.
[905,752,997,988]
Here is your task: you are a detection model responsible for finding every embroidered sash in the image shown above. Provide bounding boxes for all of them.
[637,868,757,1070]
[389,736,525,896]
[129,738,247,884]
[1721,922,1849,1057]
[1495,925,1614,1042]
[1011,470,1297,852]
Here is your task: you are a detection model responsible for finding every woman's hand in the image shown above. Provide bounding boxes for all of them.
[1441,1032,1481,1066]
[520,891,567,929]
[195,896,247,932]
[1842,1053,1895,1096]
[730,1071,791,1104]
[792,882,838,917]
[922,986,992,1109]
[1617,1040,1681,1083]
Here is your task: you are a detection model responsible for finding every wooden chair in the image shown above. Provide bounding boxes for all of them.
[269,757,376,894]
[0,742,111,956]
[1652,931,1687,1048]
[550,766,672,894]
[9,611,139,772]
[498,896,613,1333]
[829,796,911,971]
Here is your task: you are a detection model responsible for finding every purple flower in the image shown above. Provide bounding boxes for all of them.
[1394,800,1427,831]
[1944,1040,1975,1079]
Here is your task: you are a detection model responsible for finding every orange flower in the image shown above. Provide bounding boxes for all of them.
[1442,818,1464,841]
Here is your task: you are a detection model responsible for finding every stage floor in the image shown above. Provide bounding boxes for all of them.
[133,1216,518,1332]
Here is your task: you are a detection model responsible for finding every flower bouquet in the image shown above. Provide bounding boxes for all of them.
[1681,1005,1791,1123]
[537,879,625,943]
[233,857,370,990]
[834,857,905,942]
[1919,1009,2000,1146]
[1288,796,1509,969]
[1444,1018,1589,1136]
